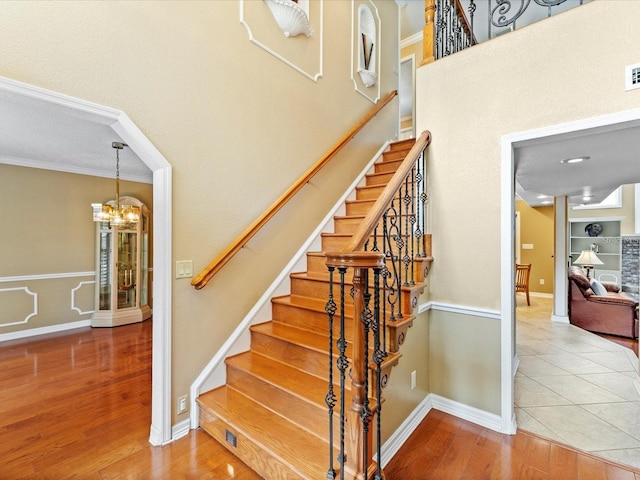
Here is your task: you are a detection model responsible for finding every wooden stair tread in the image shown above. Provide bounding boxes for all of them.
[251,321,402,370]
[226,351,336,406]
[198,387,333,479]
[251,322,333,354]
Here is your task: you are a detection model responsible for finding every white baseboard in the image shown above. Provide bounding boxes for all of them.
[430,394,503,432]
[378,393,505,468]
[171,419,191,443]
[378,395,433,467]
[551,314,570,324]
[0,319,91,342]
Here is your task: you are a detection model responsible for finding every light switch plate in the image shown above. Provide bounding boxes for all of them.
[176,260,193,279]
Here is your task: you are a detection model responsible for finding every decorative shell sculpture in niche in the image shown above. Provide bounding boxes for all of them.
[357,5,377,87]
[264,0,313,38]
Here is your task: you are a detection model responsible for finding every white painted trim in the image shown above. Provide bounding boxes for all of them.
[419,300,501,320]
[0,319,91,342]
[378,395,432,467]
[512,354,520,378]
[551,314,570,324]
[379,392,507,467]
[500,130,517,435]
[71,280,95,315]
[0,153,152,183]
[0,75,173,447]
[0,271,95,283]
[351,0,382,104]
[431,394,504,432]
[171,419,191,443]
[189,140,393,428]
[239,0,324,82]
[400,31,422,50]
[501,107,640,439]
[0,286,38,327]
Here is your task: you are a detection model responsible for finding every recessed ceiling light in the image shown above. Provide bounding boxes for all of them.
[561,156,590,164]
[541,200,553,205]
[536,194,548,199]
[582,195,593,201]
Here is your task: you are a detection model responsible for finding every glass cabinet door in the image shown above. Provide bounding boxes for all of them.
[98,228,112,311]
[117,231,137,310]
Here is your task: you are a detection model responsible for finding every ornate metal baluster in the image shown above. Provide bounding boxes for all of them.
[402,172,414,286]
[415,150,425,258]
[337,266,349,479]
[372,266,385,480]
[384,200,402,322]
[469,0,476,44]
[325,267,337,480]
[409,165,417,286]
[360,274,373,478]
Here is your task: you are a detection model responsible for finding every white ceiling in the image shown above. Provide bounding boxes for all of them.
[2,1,636,209]
[0,84,151,183]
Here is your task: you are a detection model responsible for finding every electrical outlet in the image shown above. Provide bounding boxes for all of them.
[410,370,416,390]
[177,394,188,414]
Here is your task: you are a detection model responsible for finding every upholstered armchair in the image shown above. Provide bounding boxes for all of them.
[568,266,639,339]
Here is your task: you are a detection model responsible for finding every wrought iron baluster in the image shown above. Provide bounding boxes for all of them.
[383,199,402,322]
[415,150,425,258]
[372,266,385,480]
[360,274,372,478]
[325,267,337,480]
[396,183,406,307]
[402,174,412,287]
[336,266,349,479]
[409,165,417,286]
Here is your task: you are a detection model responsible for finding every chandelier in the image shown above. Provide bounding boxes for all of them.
[91,142,140,228]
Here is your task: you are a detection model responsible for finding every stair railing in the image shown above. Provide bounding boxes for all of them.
[422,0,587,64]
[325,130,432,480]
[191,90,398,290]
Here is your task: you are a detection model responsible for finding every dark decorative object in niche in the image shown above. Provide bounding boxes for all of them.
[585,223,603,237]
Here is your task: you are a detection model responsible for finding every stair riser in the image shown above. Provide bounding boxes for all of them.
[199,408,305,480]
[290,275,424,317]
[225,367,336,444]
[383,150,410,161]
[374,159,402,174]
[307,252,428,284]
[272,303,354,337]
[321,235,418,256]
[389,139,415,151]
[251,330,333,380]
[355,186,385,201]
[334,215,421,235]
[345,201,375,216]
[365,172,394,186]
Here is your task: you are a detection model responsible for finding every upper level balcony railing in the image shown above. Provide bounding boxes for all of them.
[423,0,589,63]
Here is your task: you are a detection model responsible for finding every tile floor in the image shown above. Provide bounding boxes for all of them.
[516,295,640,470]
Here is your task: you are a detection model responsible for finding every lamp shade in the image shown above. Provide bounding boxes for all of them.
[574,250,604,266]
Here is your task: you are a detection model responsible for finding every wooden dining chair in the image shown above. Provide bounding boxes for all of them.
[515,263,532,306]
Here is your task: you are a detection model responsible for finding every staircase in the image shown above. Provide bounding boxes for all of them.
[197,137,432,479]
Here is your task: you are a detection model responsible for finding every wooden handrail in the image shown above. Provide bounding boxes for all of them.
[191,90,399,289]
[345,130,431,252]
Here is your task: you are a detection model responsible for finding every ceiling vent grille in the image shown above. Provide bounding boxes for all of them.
[625,63,640,91]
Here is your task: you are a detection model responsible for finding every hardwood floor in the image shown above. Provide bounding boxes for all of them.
[1,320,639,479]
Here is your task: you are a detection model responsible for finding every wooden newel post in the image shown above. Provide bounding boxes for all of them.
[422,0,436,65]
[325,252,385,480]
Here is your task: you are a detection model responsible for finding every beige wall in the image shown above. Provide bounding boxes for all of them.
[418,0,640,413]
[0,1,403,427]
[516,201,554,295]
[0,164,152,333]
